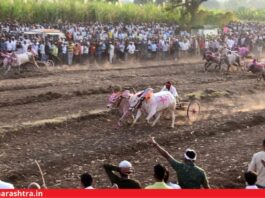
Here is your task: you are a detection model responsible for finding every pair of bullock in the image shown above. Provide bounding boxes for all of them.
[0,52,39,74]
[203,47,249,72]
[247,59,265,81]
[204,47,265,81]
[107,88,176,128]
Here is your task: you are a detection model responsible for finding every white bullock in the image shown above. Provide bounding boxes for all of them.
[129,88,176,128]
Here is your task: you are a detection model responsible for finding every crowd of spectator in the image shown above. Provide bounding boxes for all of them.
[1,22,265,67]
[0,137,264,189]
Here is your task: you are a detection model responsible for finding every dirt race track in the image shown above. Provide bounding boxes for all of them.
[0,59,264,189]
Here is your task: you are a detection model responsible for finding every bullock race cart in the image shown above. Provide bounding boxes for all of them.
[176,99,201,122]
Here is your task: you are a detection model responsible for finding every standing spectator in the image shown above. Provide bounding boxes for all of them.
[11,37,17,52]
[73,43,81,64]
[108,41,115,64]
[83,44,89,64]
[80,173,94,189]
[145,164,172,189]
[162,41,169,60]
[61,42,67,64]
[67,41,74,65]
[0,38,6,52]
[22,40,29,53]
[103,160,141,189]
[245,171,259,189]
[255,36,264,61]
[150,41,157,59]
[5,38,13,52]
[127,42,135,60]
[51,42,59,64]
[39,41,46,61]
[0,180,14,189]
[118,41,125,61]
[173,38,180,60]
[149,137,210,189]
[45,42,51,60]
[248,138,265,189]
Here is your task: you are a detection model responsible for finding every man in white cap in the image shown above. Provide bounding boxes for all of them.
[149,137,210,189]
[103,160,141,189]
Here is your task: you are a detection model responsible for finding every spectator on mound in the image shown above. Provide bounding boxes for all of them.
[245,171,259,189]
[149,137,210,189]
[80,173,94,189]
[103,160,141,189]
[248,138,265,189]
[145,164,172,189]
[164,169,181,189]
[0,180,14,189]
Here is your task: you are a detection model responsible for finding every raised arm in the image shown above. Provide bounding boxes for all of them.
[149,137,175,162]
[103,164,121,185]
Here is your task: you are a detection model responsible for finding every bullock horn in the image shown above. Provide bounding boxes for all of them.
[132,88,136,94]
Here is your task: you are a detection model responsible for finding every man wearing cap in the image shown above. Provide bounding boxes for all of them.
[149,137,210,189]
[248,138,265,189]
[103,160,141,189]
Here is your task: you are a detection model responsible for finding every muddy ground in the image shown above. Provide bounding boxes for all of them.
[0,59,264,189]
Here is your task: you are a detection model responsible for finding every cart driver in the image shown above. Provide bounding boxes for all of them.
[161,81,180,103]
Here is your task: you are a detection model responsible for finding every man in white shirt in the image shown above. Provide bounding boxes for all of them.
[127,42,135,55]
[0,180,14,189]
[108,42,115,64]
[226,37,235,50]
[11,37,17,52]
[161,81,179,101]
[248,138,265,188]
[5,39,13,52]
[22,41,29,53]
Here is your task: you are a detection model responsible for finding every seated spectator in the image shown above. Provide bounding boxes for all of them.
[0,180,14,189]
[80,173,94,189]
[164,170,181,189]
[245,171,259,189]
[103,160,141,189]
[248,138,265,189]
[149,137,210,189]
[145,164,172,189]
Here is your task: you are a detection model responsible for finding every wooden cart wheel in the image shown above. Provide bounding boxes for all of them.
[187,100,200,122]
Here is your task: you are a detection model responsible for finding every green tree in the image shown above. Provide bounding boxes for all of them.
[168,0,208,25]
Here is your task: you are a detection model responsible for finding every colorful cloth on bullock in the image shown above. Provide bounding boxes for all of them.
[142,88,154,101]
